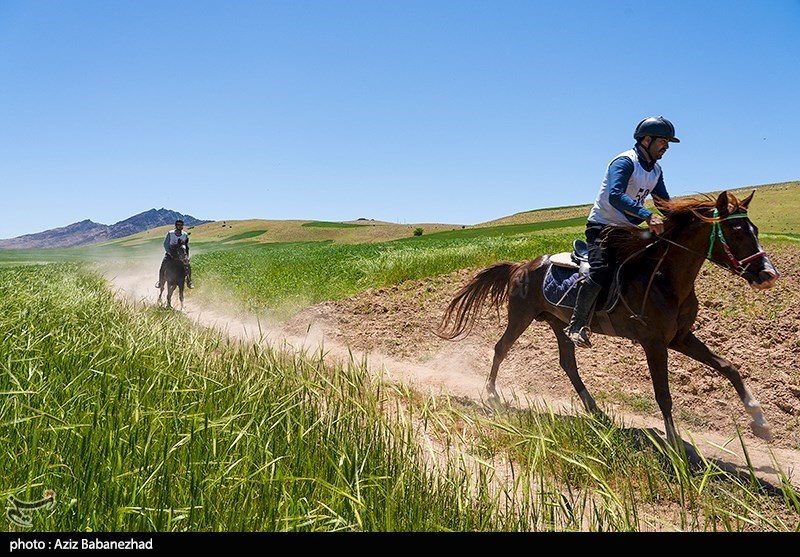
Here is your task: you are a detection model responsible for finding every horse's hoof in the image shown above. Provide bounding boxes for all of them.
[750,421,772,441]
[483,389,503,412]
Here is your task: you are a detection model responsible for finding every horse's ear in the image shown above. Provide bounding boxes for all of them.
[740,190,755,210]
[715,190,731,217]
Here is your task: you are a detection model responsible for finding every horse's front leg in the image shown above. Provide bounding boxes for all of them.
[548,319,602,417]
[178,285,184,311]
[641,341,681,447]
[670,332,770,441]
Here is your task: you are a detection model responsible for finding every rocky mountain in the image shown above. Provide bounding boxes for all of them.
[0,209,212,249]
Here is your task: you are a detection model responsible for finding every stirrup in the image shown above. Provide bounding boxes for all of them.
[155,282,161,289]
[187,281,194,289]
[565,326,592,348]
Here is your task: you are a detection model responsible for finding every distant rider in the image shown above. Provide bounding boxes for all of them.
[155,219,194,289]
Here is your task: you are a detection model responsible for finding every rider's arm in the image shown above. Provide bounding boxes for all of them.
[651,172,670,204]
[163,232,170,253]
[607,156,655,222]
[652,173,671,219]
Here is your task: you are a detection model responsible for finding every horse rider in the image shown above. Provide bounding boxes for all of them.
[155,219,194,289]
[563,116,679,348]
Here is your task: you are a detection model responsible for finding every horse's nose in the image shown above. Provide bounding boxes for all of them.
[751,261,779,290]
[760,269,779,287]
[763,256,780,279]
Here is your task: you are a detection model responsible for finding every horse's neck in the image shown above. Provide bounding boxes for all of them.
[659,223,710,296]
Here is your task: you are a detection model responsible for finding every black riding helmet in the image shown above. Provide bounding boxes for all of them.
[634,116,680,143]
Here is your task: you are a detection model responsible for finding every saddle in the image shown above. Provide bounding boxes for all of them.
[543,239,619,312]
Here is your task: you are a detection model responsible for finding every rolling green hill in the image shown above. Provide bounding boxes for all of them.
[1,181,796,267]
[107,180,800,248]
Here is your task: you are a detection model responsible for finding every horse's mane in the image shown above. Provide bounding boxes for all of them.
[600,192,746,264]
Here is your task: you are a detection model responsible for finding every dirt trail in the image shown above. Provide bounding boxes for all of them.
[102,249,800,489]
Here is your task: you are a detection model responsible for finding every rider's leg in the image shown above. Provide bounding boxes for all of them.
[186,263,194,288]
[564,277,602,347]
[564,222,609,348]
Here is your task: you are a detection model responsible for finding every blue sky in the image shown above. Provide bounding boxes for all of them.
[1,1,798,239]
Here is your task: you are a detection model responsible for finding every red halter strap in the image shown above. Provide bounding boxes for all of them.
[706,211,766,275]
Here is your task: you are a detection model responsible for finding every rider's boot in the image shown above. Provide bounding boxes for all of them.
[564,277,603,348]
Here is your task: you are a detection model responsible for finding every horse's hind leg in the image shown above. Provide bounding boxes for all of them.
[547,318,602,416]
[486,295,535,400]
[670,332,770,440]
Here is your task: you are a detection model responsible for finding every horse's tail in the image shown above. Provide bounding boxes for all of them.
[435,261,523,340]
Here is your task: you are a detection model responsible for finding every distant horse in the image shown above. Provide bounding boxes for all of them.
[158,244,189,310]
[436,191,780,448]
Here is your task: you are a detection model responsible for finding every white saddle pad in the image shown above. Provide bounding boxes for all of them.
[549,252,578,268]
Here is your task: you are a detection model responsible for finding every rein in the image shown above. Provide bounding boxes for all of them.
[612,240,669,325]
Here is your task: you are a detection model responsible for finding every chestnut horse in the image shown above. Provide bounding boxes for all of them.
[436,191,780,448]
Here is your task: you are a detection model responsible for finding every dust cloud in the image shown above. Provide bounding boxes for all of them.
[99,259,565,407]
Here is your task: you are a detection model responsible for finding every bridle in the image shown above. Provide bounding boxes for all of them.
[616,209,766,324]
[704,210,766,276]
[169,244,189,264]
[647,210,766,277]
